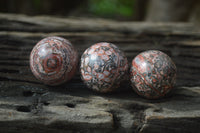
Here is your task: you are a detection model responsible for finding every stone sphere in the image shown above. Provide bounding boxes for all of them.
[30,36,78,85]
[80,42,128,93]
[130,50,177,99]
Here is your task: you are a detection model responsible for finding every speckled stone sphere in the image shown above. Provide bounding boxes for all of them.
[30,36,78,85]
[80,42,128,93]
[130,50,177,99]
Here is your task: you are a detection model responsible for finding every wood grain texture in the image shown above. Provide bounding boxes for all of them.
[0,13,200,133]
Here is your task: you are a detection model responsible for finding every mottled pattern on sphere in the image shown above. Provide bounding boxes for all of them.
[30,36,78,85]
[80,42,128,93]
[130,50,176,99]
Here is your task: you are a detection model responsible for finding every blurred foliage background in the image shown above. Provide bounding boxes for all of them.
[88,0,135,18]
[0,0,200,24]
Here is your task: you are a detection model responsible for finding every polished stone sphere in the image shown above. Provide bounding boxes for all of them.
[30,36,78,85]
[130,50,177,99]
[80,42,128,93]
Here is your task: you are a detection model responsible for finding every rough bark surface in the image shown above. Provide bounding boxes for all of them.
[0,13,200,133]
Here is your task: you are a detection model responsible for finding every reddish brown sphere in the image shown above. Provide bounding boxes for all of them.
[80,42,128,93]
[130,50,177,99]
[30,36,78,85]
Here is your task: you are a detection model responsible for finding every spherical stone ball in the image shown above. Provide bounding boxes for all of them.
[130,50,177,99]
[80,42,128,93]
[30,36,78,85]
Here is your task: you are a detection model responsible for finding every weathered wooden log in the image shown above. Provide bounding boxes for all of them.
[0,13,200,133]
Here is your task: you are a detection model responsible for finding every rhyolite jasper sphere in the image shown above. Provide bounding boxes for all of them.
[80,42,128,93]
[30,36,78,85]
[130,50,177,99]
